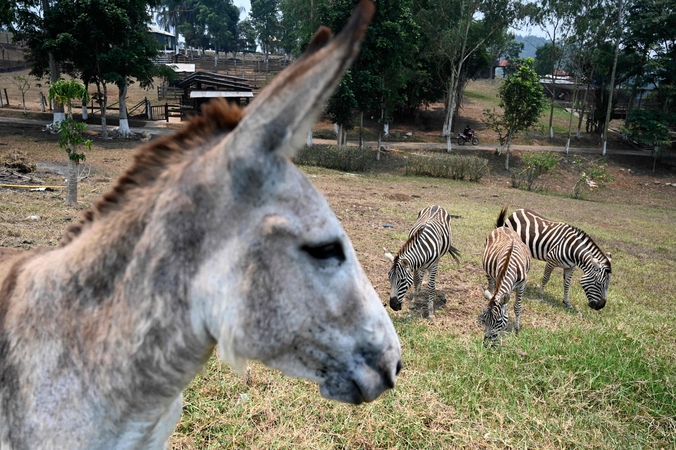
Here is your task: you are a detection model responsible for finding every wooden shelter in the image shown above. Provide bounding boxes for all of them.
[177,72,254,115]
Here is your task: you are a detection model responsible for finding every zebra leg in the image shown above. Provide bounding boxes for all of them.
[514,282,525,334]
[413,270,423,295]
[541,261,556,300]
[484,276,496,300]
[426,263,439,318]
[562,267,574,308]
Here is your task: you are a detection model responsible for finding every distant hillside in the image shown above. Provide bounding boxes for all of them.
[514,35,547,59]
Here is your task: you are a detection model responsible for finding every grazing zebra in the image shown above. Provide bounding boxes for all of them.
[501,208,612,310]
[385,205,460,318]
[478,208,531,345]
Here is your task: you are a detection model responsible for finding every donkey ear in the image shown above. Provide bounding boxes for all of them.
[227,0,375,159]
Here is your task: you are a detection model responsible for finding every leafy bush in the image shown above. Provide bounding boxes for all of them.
[294,144,373,172]
[511,152,559,191]
[404,153,488,182]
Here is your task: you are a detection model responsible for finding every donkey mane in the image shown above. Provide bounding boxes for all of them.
[60,99,244,245]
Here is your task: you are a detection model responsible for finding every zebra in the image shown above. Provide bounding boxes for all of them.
[384,205,460,318]
[478,207,531,346]
[501,208,612,310]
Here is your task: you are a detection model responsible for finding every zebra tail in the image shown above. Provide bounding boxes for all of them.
[496,206,509,228]
[448,244,461,264]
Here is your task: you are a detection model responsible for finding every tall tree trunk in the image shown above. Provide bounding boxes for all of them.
[565,81,579,154]
[576,77,592,138]
[100,82,109,139]
[359,112,364,150]
[116,81,133,137]
[66,140,78,205]
[602,0,624,156]
[504,127,514,171]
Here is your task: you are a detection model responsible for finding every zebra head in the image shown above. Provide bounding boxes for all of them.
[581,253,612,310]
[385,251,413,311]
[478,301,508,347]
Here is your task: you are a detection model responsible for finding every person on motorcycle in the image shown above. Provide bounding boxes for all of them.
[463,125,472,138]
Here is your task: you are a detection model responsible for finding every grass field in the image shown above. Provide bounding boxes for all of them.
[1,122,674,449]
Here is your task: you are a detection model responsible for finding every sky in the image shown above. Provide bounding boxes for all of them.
[233,0,251,19]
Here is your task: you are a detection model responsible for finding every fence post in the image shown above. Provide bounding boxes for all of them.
[165,103,169,122]
[4,88,9,106]
[0,91,3,108]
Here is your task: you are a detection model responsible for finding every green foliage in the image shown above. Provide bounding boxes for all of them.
[404,153,488,182]
[511,152,560,191]
[250,0,280,55]
[500,58,547,136]
[570,156,613,199]
[294,145,374,173]
[621,109,674,172]
[48,78,92,162]
[55,119,93,163]
[48,79,89,117]
[533,42,562,76]
[482,108,509,149]
[326,71,358,128]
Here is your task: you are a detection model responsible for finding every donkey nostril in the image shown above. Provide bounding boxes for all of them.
[395,360,402,376]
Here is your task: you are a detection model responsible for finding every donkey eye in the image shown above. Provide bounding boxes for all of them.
[302,242,345,262]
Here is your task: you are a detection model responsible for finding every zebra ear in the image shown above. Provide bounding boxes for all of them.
[400,258,410,267]
[606,252,612,262]
[384,249,395,264]
[591,258,602,270]
[483,289,492,300]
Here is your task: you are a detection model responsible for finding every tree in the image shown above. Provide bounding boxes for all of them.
[9,0,67,125]
[529,0,577,139]
[48,79,92,205]
[317,0,419,159]
[415,0,524,151]
[496,58,546,170]
[326,71,358,148]
[11,75,31,114]
[621,109,673,172]
[250,0,280,63]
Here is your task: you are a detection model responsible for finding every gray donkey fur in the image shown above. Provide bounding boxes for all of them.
[0,2,401,449]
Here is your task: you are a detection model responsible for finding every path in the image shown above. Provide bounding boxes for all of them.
[0,116,653,158]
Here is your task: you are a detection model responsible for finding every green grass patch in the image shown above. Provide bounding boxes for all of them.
[294,144,374,172]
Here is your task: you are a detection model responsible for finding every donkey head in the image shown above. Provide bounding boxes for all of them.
[384,250,413,311]
[186,1,401,405]
[581,253,612,310]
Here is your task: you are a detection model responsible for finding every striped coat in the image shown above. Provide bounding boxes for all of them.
[479,209,531,345]
[502,208,612,310]
[385,205,460,318]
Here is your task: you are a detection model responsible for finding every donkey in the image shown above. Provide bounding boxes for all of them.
[0,2,401,449]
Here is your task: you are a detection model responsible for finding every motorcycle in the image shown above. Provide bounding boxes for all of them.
[457,129,479,146]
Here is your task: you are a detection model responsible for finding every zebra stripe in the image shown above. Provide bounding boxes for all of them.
[387,205,460,318]
[501,208,612,310]
[479,211,531,346]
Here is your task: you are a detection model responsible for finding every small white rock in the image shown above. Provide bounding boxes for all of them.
[28,215,41,221]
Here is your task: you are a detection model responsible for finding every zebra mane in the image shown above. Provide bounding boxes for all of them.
[565,223,612,273]
[396,226,426,258]
[491,237,515,304]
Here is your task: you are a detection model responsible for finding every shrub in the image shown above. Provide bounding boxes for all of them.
[570,156,613,199]
[512,152,559,191]
[404,153,488,182]
[294,144,373,172]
